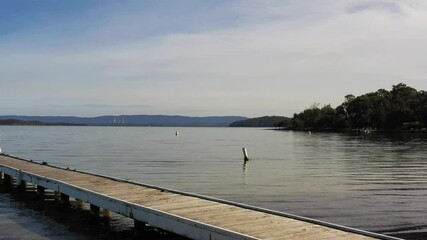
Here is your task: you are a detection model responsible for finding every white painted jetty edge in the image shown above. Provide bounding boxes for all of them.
[0,154,402,240]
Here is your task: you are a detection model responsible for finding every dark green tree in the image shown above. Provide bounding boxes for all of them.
[316,105,336,130]
[288,83,426,132]
[417,90,427,129]
[387,83,418,129]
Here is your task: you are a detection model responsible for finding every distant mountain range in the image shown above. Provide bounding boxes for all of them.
[0,115,247,127]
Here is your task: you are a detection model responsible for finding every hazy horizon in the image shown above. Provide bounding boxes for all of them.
[1,1,427,118]
[0,114,249,118]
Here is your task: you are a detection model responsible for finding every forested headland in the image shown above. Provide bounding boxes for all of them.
[229,116,289,127]
[281,83,427,132]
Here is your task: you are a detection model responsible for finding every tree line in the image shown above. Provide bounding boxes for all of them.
[230,116,290,127]
[284,83,427,131]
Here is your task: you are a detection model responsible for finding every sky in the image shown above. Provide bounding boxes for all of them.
[1,0,427,118]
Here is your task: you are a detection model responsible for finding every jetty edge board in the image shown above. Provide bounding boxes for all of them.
[0,155,401,240]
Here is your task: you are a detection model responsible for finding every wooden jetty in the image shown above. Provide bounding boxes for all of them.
[0,154,400,240]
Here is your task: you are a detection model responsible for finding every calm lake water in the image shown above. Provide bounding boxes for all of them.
[0,126,426,239]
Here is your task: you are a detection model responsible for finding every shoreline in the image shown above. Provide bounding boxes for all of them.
[274,128,427,134]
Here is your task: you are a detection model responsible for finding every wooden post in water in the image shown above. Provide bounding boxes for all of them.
[134,220,147,237]
[17,180,26,192]
[2,174,11,192]
[35,185,46,207]
[60,193,70,208]
[90,204,100,217]
[36,185,45,198]
[0,172,4,191]
[242,147,249,161]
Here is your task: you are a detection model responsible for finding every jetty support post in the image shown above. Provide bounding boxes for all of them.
[90,204,100,217]
[60,193,70,208]
[36,185,45,198]
[5,174,11,185]
[17,179,26,192]
[0,173,11,192]
[134,220,147,237]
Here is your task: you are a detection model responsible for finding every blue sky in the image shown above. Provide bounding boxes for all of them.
[1,0,427,117]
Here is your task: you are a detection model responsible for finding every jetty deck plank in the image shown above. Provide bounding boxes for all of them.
[0,155,382,240]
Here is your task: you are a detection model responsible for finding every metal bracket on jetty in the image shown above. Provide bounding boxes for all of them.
[0,154,401,240]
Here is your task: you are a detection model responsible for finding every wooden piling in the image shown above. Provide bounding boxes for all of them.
[60,193,70,208]
[4,174,11,184]
[134,220,147,236]
[242,147,249,161]
[90,204,100,216]
[17,179,26,192]
[1,173,11,192]
[37,185,45,197]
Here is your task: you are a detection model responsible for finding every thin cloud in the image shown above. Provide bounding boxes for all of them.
[1,1,427,117]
